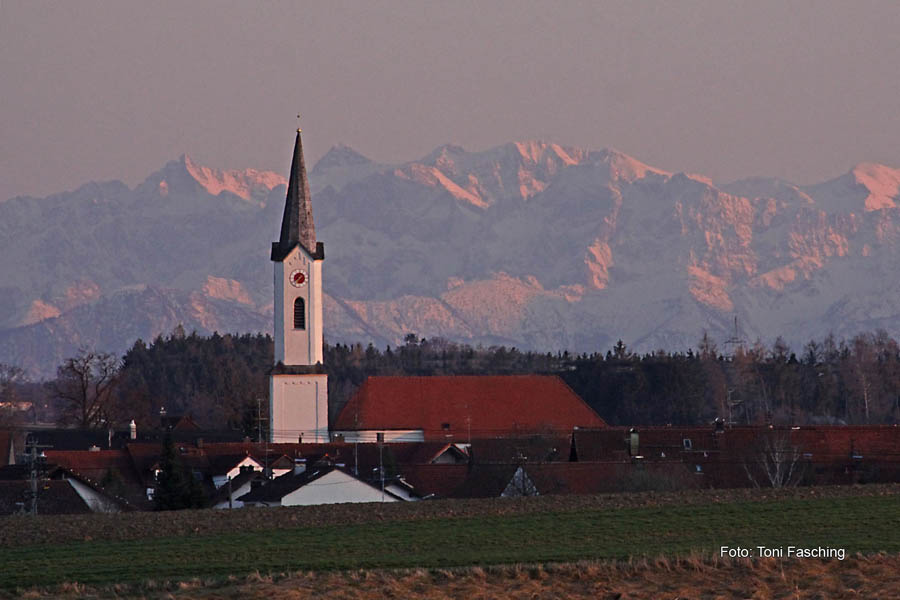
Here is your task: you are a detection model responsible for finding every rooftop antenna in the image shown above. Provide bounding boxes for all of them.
[296,113,302,133]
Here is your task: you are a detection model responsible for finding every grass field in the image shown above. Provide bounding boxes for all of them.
[2,490,898,596]
[82,554,900,600]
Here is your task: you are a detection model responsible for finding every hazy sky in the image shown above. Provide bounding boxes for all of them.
[3,1,900,200]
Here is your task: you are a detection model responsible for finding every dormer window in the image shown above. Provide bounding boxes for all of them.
[294,297,305,329]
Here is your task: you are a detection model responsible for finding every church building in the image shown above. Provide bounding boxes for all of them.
[268,128,606,444]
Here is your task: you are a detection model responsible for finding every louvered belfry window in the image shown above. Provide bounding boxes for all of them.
[293,297,306,330]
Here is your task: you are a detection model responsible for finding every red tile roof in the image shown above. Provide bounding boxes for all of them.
[333,375,606,440]
[44,449,138,483]
[399,464,470,498]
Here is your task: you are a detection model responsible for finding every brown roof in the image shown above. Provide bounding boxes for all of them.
[44,449,146,508]
[470,436,570,464]
[388,464,469,498]
[0,480,92,515]
[334,375,606,440]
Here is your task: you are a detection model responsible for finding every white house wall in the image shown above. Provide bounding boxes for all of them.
[213,481,254,509]
[331,429,425,443]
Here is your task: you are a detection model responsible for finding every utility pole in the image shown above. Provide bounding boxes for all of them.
[24,436,51,516]
[377,431,384,502]
[353,404,359,476]
[256,398,269,478]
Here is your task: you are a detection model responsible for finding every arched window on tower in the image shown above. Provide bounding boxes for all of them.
[293,297,305,330]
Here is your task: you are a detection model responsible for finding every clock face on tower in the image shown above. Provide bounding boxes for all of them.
[289,269,307,288]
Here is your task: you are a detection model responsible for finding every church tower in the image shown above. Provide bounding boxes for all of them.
[269,128,328,443]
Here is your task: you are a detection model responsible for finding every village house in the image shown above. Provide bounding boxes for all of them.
[237,465,408,507]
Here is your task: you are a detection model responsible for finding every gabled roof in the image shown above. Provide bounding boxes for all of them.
[237,466,401,504]
[271,129,323,261]
[238,466,335,503]
[206,453,260,475]
[0,480,92,516]
[43,449,146,508]
[404,442,468,464]
[160,414,201,431]
[209,468,266,506]
[333,375,606,439]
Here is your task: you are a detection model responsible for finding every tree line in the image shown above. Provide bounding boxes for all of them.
[2,329,900,433]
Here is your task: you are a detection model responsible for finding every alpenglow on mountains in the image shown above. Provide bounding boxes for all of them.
[3,142,900,377]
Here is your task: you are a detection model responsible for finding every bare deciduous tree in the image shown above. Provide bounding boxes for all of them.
[49,349,120,428]
[743,430,804,488]
[0,363,28,426]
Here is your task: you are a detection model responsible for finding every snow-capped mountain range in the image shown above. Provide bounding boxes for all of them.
[3,141,900,377]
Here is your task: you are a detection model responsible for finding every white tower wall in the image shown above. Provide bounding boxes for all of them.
[274,246,324,366]
[269,129,328,444]
[270,373,328,443]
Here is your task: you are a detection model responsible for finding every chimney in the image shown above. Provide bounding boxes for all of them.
[628,428,639,457]
[129,420,137,440]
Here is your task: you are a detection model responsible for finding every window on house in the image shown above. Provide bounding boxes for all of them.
[442,422,451,431]
[682,438,692,450]
[294,297,305,329]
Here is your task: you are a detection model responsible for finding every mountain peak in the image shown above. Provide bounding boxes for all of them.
[139,155,285,202]
[850,162,900,211]
[182,155,285,202]
[510,140,587,167]
[588,147,669,182]
[311,144,373,174]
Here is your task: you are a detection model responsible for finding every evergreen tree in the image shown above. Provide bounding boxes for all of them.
[154,430,205,510]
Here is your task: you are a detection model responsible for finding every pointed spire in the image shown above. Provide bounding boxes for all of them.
[272,129,322,261]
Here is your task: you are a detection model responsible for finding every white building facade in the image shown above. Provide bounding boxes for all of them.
[269,129,329,443]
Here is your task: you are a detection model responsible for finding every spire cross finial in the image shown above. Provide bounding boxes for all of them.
[296,114,302,133]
